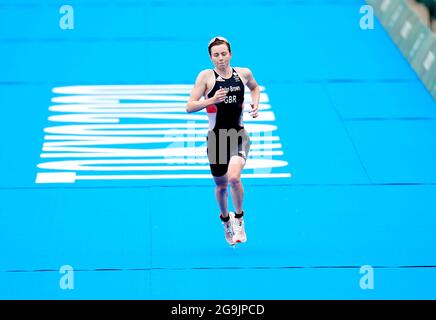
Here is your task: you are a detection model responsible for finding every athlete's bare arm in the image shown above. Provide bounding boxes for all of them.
[186,70,227,113]
[240,67,260,118]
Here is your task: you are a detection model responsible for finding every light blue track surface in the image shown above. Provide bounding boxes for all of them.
[1,0,436,299]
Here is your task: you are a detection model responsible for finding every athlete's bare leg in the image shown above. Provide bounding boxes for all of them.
[213,173,229,217]
[227,156,246,214]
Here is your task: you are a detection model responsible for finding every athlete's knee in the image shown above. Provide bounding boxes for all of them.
[215,179,228,191]
[228,175,241,187]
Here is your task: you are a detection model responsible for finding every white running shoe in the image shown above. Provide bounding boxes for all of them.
[222,214,235,246]
[230,212,247,243]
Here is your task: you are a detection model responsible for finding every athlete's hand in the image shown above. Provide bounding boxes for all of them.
[250,103,259,118]
[211,88,227,104]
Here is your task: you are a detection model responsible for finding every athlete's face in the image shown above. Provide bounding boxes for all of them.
[210,44,232,70]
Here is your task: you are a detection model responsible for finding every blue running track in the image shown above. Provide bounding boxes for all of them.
[0,0,435,299]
